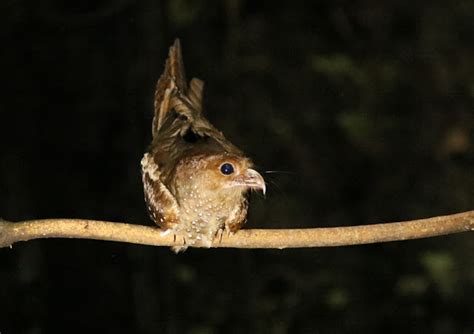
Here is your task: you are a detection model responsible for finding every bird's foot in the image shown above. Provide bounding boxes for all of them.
[170,235,188,253]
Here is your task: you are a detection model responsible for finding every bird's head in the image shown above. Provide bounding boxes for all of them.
[173,153,266,198]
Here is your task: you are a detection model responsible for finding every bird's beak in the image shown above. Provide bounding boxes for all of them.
[231,168,266,195]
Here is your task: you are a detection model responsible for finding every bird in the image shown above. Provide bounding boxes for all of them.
[141,39,265,252]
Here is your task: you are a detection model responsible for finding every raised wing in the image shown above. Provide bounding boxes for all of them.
[152,39,188,137]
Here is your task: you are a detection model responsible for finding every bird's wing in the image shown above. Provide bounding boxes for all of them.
[152,39,242,157]
[145,39,187,230]
[225,195,249,233]
[141,153,180,230]
[188,78,204,113]
[169,90,245,156]
[152,39,188,138]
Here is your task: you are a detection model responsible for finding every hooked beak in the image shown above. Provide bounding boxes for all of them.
[231,168,266,195]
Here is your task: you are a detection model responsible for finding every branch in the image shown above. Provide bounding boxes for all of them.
[1,210,473,249]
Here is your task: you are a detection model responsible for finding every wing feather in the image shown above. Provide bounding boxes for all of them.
[153,39,188,137]
[226,196,249,233]
[141,153,180,229]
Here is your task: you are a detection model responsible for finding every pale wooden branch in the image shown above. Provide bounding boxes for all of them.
[1,210,473,249]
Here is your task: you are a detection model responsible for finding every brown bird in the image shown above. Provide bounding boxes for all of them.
[141,39,265,252]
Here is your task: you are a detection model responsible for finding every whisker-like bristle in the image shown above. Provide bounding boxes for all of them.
[263,170,296,175]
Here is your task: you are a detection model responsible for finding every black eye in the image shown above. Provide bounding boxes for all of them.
[220,163,234,175]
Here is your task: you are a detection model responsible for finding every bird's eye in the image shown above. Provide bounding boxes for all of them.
[220,163,234,175]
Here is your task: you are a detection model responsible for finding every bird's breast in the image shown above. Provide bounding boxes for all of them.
[171,186,243,247]
[174,195,225,246]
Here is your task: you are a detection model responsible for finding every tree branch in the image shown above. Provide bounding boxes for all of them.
[1,210,473,249]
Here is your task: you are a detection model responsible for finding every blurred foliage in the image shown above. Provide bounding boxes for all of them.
[0,0,473,333]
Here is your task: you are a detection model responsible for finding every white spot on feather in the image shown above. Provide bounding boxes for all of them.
[141,153,161,181]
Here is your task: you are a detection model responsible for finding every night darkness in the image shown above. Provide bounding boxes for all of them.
[1,1,473,333]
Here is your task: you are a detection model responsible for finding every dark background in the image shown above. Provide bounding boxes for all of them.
[1,1,473,333]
